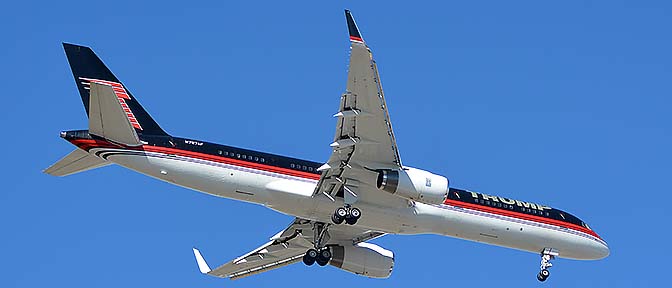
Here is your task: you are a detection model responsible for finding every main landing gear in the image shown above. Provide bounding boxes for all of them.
[331,206,361,225]
[537,248,559,282]
[302,247,332,266]
[303,222,333,267]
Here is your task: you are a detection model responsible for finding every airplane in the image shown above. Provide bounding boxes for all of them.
[45,10,609,282]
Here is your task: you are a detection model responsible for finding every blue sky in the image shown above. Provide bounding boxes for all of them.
[2,1,670,287]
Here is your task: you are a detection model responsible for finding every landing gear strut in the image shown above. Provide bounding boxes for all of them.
[303,222,333,266]
[537,248,559,282]
[331,206,361,225]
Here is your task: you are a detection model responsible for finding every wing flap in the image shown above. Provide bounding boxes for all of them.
[205,238,306,279]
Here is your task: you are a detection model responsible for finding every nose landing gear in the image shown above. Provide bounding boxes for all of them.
[331,206,361,225]
[537,269,550,282]
[537,248,559,282]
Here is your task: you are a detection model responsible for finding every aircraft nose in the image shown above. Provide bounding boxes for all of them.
[592,238,610,259]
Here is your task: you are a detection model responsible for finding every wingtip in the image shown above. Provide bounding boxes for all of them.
[192,247,212,274]
[344,9,363,43]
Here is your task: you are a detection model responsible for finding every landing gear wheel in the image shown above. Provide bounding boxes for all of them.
[303,254,315,266]
[316,248,332,266]
[332,207,348,224]
[537,272,546,282]
[349,207,361,219]
[303,249,318,266]
[320,248,332,260]
[336,207,348,218]
[343,207,361,225]
[331,213,344,224]
[307,249,318,258]
[537,269,550,282]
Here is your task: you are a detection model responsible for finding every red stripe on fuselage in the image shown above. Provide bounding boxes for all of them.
[69,139,321,180]
[444,199,601,240]
[68,138,600,240]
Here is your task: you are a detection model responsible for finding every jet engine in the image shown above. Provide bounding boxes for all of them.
[329,242,394,278]
[376,167,449,205]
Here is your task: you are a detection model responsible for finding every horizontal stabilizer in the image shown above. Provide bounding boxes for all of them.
[88,82,142,146]
[44,149,110,176]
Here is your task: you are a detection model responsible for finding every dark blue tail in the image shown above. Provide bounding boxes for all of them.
[63,43,168,136]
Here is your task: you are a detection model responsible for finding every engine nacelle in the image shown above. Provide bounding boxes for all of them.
[376,167,449,205]
[329,242,394,279]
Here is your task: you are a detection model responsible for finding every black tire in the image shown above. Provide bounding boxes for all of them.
[332,214,344,224]
[316,257,329,266]
[541,269,550,277]
[306,249,318,259]
[303,254,316,266]
[336,207,348,218]
[349,207,361,219]
[345,216,357,225]
[537,273,546,282]
[320,248,332,260]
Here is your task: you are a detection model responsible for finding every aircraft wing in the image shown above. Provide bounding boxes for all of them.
[312,10,406,207]
[193,218,384,280]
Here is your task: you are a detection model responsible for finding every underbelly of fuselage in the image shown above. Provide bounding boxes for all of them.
[95,147,608,261]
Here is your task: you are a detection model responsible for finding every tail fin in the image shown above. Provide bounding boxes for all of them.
[63,43,168,136]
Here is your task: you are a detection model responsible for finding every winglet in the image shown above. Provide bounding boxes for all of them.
[345,9,364,43]
[192,248,212,274]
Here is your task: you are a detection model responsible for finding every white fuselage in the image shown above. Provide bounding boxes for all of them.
[94,147,609,261]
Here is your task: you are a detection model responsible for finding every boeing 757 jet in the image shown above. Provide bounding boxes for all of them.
[46,10,608,282]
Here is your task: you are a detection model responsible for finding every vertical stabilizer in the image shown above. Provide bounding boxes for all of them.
[63,43,168,136]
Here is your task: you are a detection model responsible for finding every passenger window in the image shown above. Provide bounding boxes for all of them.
[309,167,313,171]
[291,164,295,168]
[236,154,241,158]
[261,158,265,163]
[302,165,307,170]
[217,150,222,155]
[242,155,246,159]
[255,157,259,161]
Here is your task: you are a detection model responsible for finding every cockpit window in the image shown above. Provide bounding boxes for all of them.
[582,222,592,230]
